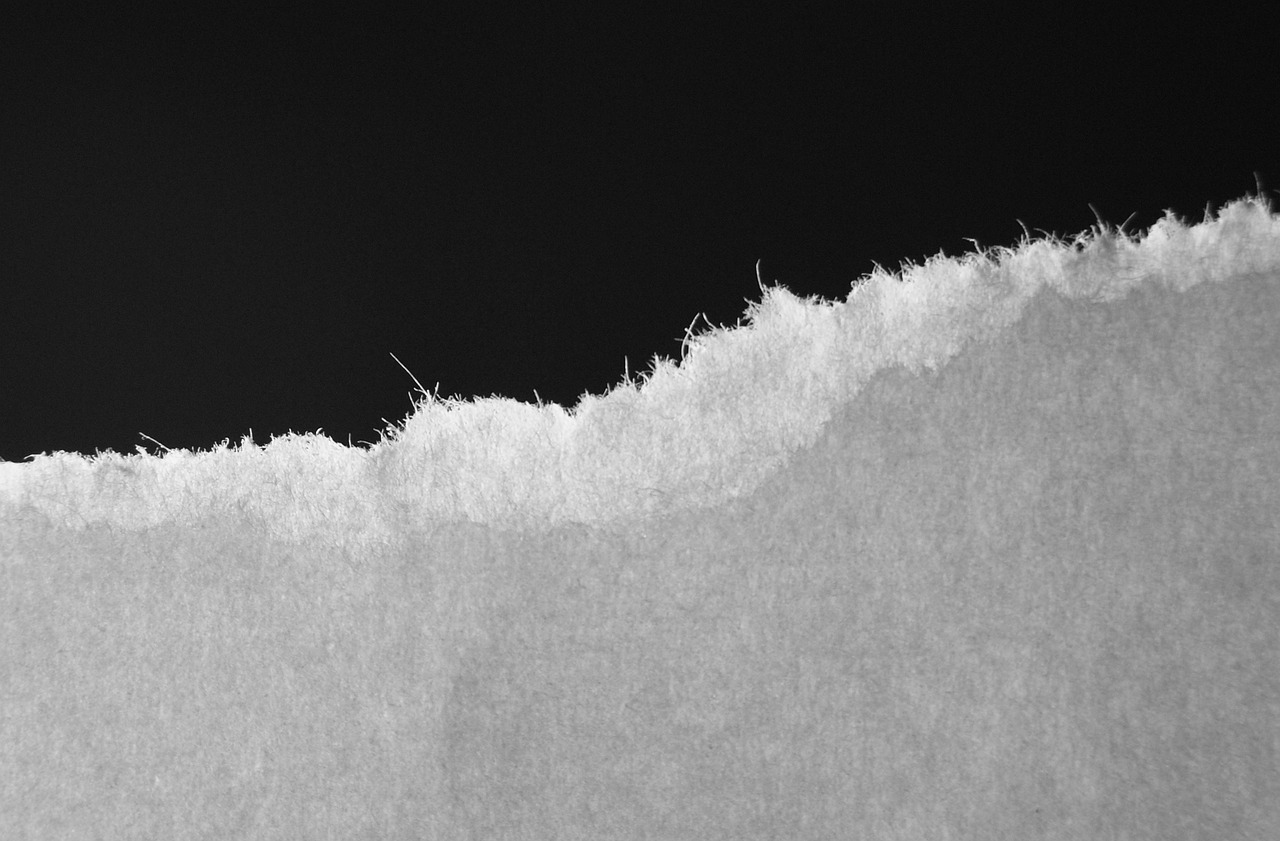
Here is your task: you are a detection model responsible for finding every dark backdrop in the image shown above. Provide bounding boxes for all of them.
[2,7,1272,462]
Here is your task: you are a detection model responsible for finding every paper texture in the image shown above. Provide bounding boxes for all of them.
[3,198,1278,839]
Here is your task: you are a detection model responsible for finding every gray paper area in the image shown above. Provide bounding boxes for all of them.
[3,220,1278,838]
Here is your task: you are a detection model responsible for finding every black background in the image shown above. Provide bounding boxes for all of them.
[2,7,1273,462]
